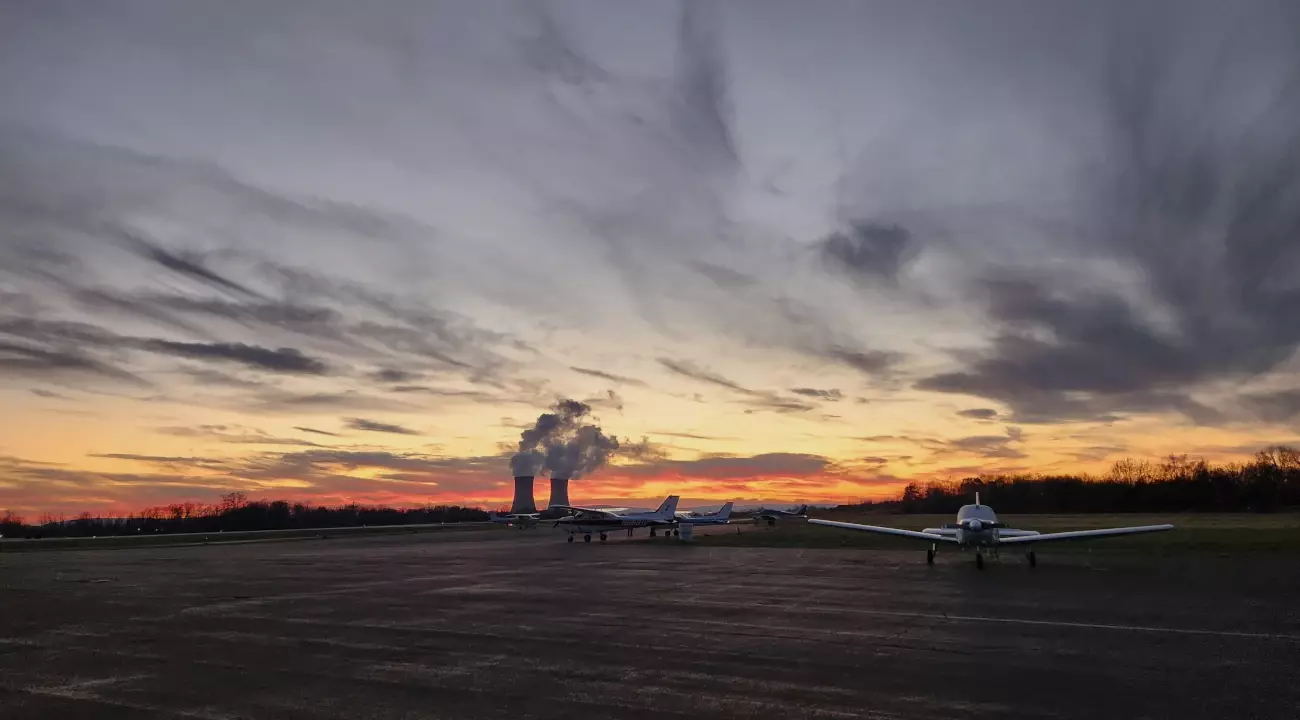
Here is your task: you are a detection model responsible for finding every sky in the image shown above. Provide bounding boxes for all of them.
[2,0,1299,517]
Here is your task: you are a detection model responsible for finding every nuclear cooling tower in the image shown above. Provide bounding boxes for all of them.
[547,477,570,508]
[510,476,537,514]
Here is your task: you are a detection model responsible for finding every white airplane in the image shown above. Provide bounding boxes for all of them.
[754,504,808,528]
[675,502,734,525]
[488,511,541,529]
[552,496,680,543]
[808,493,1174,569]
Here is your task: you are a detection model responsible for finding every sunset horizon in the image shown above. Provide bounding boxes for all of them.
[4,0,1298,521]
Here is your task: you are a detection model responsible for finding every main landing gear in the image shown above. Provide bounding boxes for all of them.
[600,533,607,543]
[649,528,657,537]
[567,535,574,543]
[926,543,936,565]
[584,534,592,543]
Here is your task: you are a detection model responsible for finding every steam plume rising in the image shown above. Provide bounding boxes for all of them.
[509,398,620,479]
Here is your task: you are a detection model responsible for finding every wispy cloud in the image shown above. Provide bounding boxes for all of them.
[138,340,329,375]
[345,417,420,436]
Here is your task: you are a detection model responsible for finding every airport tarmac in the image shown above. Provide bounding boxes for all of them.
[2,527,1297,719]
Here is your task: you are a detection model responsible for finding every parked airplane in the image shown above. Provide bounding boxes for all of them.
[676,502,734,525]
[809,493,1174,568]
[551,496,681,543]
[488,512,541,528]
[754,504,808,527]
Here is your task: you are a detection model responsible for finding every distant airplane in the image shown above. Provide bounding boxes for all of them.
[808,493,1174,569]
[488,512,541,528]
[676,501,733,525]
[753,504,808,527]
[552,496,681,543]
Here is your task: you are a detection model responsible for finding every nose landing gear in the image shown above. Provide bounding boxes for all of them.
[1027,550,1036,567]
[926,543,936,565]
[975,551,985,570]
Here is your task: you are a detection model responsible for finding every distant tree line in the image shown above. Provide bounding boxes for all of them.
[847,446,1300,514]
[0,491,488,539]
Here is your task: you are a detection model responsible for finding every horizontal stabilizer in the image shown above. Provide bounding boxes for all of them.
[809,519,959,543]
[998,524,1174,545]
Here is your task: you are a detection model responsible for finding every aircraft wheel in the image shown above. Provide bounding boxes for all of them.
[1027,551,1036,568]
[673,530,680,537]
[926,549,935,565]
[567,535,573,543]
[649,529,657,537]
[975,553,985,570]
[584,534,592,543]
[600,534,607,542]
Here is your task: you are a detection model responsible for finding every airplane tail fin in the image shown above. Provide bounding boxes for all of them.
[716,502,733,519]
[656,495,680,519]
[797,504,808,516]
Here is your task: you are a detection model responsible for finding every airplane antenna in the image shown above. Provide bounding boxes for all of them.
[975,491,980,506]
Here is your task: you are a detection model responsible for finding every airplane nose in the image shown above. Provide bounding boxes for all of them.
[968,519,983,532]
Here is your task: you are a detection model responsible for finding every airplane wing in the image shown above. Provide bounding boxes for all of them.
[997,524,1174,545]
[809,519,959,543]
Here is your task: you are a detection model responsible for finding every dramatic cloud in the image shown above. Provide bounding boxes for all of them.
[138,340,328,375]
[0,336,147,388]
[791,387,843,401]
[3,0,1299,514]
[818,221,919,281]
[957,408,1000,420]
[1242,391,1300,425]
[124,235,261,298]
[345,418,420,436]
[912,6,1300,424]
[371,368,421,383]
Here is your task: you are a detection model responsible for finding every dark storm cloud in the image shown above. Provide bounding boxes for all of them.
[344,417,421,436]
[1242,391,1300,424]
[138,340,329,375]
[957,408,1000,420]
[818,221,919,281]
[569,366,648,387]
[913,5,1300,424]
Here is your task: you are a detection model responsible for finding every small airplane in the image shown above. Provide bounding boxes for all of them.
[809,493,1174,569]
[753,504,808,528]
[488,512,541,529]
[675,501,734,525]
[551,496,681,543]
